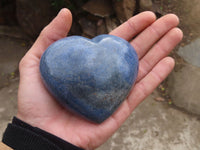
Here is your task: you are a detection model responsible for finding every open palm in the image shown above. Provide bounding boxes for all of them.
[17,9,183,150]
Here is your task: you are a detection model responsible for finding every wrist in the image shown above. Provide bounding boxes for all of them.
[16,112,46,130]
[2,117,84,150]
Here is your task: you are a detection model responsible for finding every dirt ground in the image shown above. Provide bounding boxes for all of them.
[154,0,200,45]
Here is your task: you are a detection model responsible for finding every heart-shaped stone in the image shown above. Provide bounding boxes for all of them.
[40,34,138,123]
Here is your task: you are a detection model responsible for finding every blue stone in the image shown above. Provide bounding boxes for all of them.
[40,34,138,123]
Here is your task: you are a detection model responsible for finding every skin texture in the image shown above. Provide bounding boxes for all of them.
[17,8,183,150]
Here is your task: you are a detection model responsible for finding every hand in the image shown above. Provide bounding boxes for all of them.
[17,8,183,150]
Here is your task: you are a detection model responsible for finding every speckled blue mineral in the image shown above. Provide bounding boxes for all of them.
[40,34,139,123]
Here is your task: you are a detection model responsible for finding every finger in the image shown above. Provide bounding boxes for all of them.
[127,57,175,111]
[131,14,179,59]
[111,57,175,125]
[109,11,156,41]
[29,8,72,59]
[137,27,183,81]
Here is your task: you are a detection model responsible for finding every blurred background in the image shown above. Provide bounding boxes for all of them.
[0,0,200,149]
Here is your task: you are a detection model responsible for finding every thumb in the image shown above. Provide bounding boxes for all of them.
[29,8,72,58]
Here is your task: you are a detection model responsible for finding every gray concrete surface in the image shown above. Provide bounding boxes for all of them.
[97,92,200,150]
[0,80,18,139]
[167,0,200,116]
[0,34,28,89]
[178,38,200,68]
[0,30,29,139]
[168,63,200,115]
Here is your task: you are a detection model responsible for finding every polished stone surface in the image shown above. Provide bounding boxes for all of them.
[40,35,138,123]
